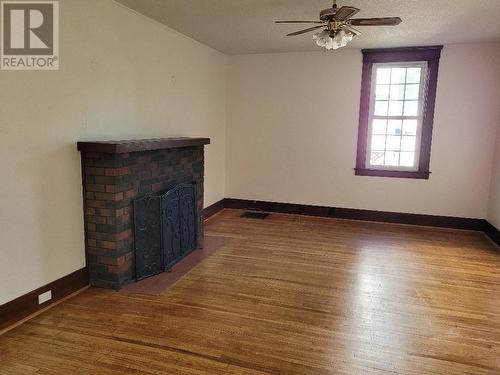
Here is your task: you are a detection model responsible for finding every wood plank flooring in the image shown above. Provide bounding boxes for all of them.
[1,209,499,374]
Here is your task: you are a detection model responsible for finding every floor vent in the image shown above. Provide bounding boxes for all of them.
[240,211,269,219]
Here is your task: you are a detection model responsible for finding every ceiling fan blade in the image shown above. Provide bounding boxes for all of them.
[349,17,402,26]
[286,25,325,36]
[341,24,361,36]
[275,20,325,24]
[333,6,360,21]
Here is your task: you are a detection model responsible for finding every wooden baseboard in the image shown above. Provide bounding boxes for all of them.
[203,199,225,220]
[223,198,486,231]
[484,221,500,248]
[0,267,89,333]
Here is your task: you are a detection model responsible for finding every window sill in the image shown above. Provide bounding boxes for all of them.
[354,168,430,179]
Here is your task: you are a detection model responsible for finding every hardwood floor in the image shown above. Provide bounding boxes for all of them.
[1,209,499,374]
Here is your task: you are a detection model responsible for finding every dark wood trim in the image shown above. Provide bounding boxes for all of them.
[0,268,89,332]
[80,153,91,285]
[484,221,500,248]
[362,46,444,54]
[203,199,225,220]
[355,53,373,170]
[77,137,210,154]
[362,45,443,63]
[355,46,443,179]
[355,168,430,179]
[223,198,486,231]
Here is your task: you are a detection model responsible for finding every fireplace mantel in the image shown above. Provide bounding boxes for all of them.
[77,137,210,154]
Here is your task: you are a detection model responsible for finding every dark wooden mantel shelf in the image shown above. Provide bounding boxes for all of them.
[77,137,210,154]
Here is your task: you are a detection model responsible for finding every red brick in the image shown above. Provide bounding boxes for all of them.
[152,182,162,192]
[125,189,135,199]
[85,167,105,176]
[87,216,107,224]
[98,208,112,217]
[114,192,124,201]
[116,213,130,225]
[116,255,127,265]
[95,192,114,201]
[97,240,116,250]
[105,185,120,193]
[88,232,113,241]
[108,259,132,274]
[105,167,129,177]
[94,176,115,184]
[86,184,105,192]
[86,200,107,208]
[116,229,131,241]
[98,256,116,265]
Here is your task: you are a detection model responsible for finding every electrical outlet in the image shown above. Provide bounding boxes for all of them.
[38,290,52,305]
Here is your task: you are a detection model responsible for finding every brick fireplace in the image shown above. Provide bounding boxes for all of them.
[77,138,210,289]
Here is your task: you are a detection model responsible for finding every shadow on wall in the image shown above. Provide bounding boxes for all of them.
[32,142,86,290]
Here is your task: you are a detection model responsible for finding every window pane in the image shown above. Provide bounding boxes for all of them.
[405,84,420,100]
[371,135,386,150]
[388,101,403,116]
[385,151,400,166]
[400,152,415,167]
[372,119,387,134]
[401,136,416,152]
[406,68,421,83]
[386,136,401,151]
[367,63,428,171]
[374,101,388,116]
[404,100,418,116]
[402,120,417,135]
[390,84,405,100]
[370,151,385,166]
[376,85,390,100]
[387,120,402,135]
[391,68,406,84]
[377,68,391,84]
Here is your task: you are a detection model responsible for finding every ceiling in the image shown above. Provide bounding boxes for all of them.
[115,0,500,54]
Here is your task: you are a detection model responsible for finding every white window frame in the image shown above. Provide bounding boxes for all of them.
[366,61,429,172]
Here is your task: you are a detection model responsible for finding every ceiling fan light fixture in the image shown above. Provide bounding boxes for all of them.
[313,29,353,50]
[275,2,402,51]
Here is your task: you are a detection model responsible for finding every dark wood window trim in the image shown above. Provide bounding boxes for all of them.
[355,45,443,179]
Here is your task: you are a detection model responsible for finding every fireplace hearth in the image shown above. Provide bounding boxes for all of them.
[77,137,209,289]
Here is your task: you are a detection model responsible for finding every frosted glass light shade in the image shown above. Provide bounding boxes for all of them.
[313,29,353,50]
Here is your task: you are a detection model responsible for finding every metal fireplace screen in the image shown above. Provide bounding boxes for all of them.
[133,183,197,280]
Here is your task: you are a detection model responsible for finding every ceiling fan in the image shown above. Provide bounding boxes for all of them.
[275,0,402,50]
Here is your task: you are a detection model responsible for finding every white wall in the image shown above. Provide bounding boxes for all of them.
[0,0,226,304]
[226,44,500,219]
[488,118,500,228]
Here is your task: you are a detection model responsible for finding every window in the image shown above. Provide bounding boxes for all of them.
[355,46,442,179]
